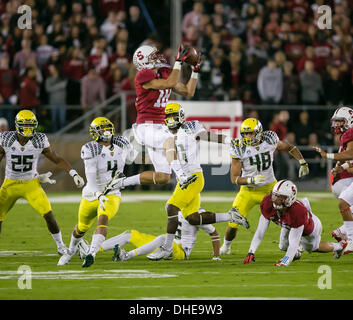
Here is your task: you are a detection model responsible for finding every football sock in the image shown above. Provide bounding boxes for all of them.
[123,174,140,187]
[134,235,165,257]
[343,221,353,240]
[69,234,82,253]
[101,232,131,251]
[89,234,106,255]
[223,238,233,247]
[163,233,175,251]
[215,213,231,223]
[51,231,65,247]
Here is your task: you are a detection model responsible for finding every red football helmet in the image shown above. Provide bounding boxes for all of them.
[330,106,353,134]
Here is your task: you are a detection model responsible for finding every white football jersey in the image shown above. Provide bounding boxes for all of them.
[230,130,279,187]
[174,120,206,174]
[81,136,138,201]
[175,211,215,259]
[0,131,50,180]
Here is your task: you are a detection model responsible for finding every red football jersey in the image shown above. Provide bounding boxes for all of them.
[260,195,315,236]
[134,67,172,124]
[333,127,353,184]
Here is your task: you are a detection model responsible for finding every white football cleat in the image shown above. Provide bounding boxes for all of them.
[333,240,348,259]
[332,227,348,242]
[229,207,249,229]
[212,256,222,261]
[57,249,75,266]
[78,239,90,260]
[343,239,353,255]
[57,244,68,256]
[147,246,173,261]
[220,244,231,255]
[112,244,129,262]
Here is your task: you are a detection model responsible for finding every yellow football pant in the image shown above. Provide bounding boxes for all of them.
[167,172,205,219]
[77,195,121,233]
[228,180,277,228]
[0,178,52,221]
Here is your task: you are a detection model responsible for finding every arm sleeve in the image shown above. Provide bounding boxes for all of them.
[281,225,304,266]
[249,215,270,253]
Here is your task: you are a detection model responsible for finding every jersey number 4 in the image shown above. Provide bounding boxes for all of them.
[249,151,271,172]
[107,160,118,178]
[11,155,34,172]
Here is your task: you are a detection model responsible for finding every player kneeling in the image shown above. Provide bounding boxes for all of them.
[243,180,347,266]
[57,117,137,267]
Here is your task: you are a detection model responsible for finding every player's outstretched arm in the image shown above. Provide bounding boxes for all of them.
[42,147,85,188]
[314,140,353,161]
[277,140,309,178]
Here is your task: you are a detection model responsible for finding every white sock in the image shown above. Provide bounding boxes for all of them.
[223,238,233,247]
[51,231,64,247]
[163,233,175,251]
[133,235,165,257]
[343,221,353,239]
[123,174,140,187]
[101,232,131,251]
[89,234,106,255]
[69,234,82,253]
[215,212,231,223]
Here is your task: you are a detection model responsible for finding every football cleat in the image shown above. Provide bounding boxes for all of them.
[293,250,302,261]
[332,227,348,242]
[333,240,348,259]
[147,246,173,261]
[57,244,68,256]
[220,244,231,255]
[57,249,75,266]
[343,239,353,255]
[229,207,250,229]
[211,256,222,261]
[82,253,95,268]
[112,244,129,262]
[78,239,90,260]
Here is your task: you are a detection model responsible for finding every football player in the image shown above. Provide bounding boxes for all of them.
[220,118,309,255]
[131,44,201,190]
[243,180,347,266]
[146,103,249,260]
[57,117,138,267]
[314,106,353,254]
[0,110,85,254]
[79,210,222,262]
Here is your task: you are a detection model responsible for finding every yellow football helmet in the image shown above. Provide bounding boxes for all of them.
[165,102,185,129]
[89,117,114,142]
[240,118,263,146]
[15,110,38,137]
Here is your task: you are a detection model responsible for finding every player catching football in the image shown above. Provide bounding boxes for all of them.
[58,117,138,267]
[313,106,353,254]
[220,118,310,255]
[0,110,85,254]
[129,44,201,190]
[243,180,347,266]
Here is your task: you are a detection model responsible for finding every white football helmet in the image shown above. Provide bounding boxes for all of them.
[133,45,166,70]
[271,180,297,210]
[330,106,353,134]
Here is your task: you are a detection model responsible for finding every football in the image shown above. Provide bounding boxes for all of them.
[184,45,200,66]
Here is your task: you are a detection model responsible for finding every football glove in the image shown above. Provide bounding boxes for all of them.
[38,171,56,184]
[95,192,108,211]
[243,253,255,264]
[69,170,85,188]
[103,171,126,195]
[248,175,265,185]
[298,160,309,178]
[191,52,202,72]
[176,44,190,63]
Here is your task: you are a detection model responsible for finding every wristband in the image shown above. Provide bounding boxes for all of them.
[191,71,198,79]
[69,169,78,177]
[327,153,335,160]
[173,61,182,70]
[342,163,350,170]
[247,177,252,185]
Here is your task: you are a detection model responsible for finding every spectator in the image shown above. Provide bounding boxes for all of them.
[100,11,119,43]
[12,39,36,75]
[81,66,106,128]
[88,37,109,76]
[99,0,125,19]
[107,66,126,97]
[126,5,149,52]
[296,46,320,74]
[257,58,282,103]
[210,52,231,101]
[182,25,199,48]
[324,67,345,107]
[182,1,203,37]
[225,12,246,38]
[19,67,40,109]
[0,117,9,132]
[45,63,67,132]
[109,40,131,74]
[36,34,55,70]
[300,60,323,106]
[292,111,311,146]
[282,61,300,106]
[306,132,322,179]
[284,32,306,69]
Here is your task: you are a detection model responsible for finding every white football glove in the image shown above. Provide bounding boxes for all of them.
[95,192,108,211]
[38,172,56,184]
[298,159,309,178]
[247,175,266,185]
[69,170,85,188]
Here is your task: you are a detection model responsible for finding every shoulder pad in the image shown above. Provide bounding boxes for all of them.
[31,132,48,149]
[262,131,279,146]
[112,136,131,149]
[230,138,245,159]
[0,131,16,148]
[181,120,198,132]
[82,141,103,159]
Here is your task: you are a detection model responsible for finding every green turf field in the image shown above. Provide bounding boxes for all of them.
[0,191,352,300]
